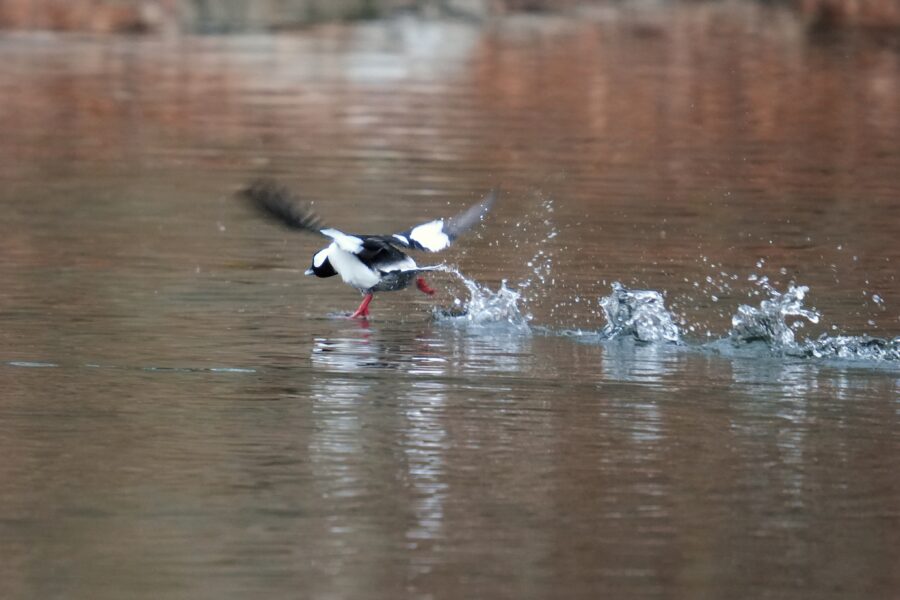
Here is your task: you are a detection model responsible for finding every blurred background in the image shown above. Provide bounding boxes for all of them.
[1,0,899,33]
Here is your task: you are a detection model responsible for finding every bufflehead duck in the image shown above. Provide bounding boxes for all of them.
[242,180,496,318]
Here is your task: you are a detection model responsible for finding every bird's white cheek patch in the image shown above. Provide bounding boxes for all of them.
[409,220,450,252]
[313,247,330,268]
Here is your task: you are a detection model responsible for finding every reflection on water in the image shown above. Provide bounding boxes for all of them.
[598,339,681,385]
[1,3,900,599]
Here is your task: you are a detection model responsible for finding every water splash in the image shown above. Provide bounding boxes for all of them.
[723,280,898,363]
[428,194,559,331]
[729,281,820,348]
[432,265,530,330]
[794,335,900,362]
[431,229,896,364]
[598,282,680,343]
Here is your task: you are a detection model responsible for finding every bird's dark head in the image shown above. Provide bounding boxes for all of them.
[305,248,337,278]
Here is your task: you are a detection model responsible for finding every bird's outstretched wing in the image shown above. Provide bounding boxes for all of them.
[242,179,497,253]
[388,190,498,252]
[240,179,326,234]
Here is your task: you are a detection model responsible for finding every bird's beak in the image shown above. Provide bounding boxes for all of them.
[304,268,314,276]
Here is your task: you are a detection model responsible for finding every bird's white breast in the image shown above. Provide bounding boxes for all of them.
[326,244,381,290]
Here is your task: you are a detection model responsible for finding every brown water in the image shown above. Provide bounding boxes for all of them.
[1,5,899,599]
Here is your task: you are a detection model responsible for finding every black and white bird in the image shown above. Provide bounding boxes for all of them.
[242,180,497,318]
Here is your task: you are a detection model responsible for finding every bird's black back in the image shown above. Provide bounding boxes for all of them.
[355,237,410,271]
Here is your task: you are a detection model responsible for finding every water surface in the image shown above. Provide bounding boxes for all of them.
[1,5,899,599]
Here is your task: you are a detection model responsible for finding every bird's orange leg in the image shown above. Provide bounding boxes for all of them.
[349,293,374,318]
[416,277,436,296]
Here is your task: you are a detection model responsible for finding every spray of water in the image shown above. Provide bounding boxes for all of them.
[430,194,558,331]
[432,258,898,363]
[728,280,820,348]
[598,282,681,343]
[721,279,898,362]
[427,192,896,364]
[431,265,530,330]
[797,335,900,361]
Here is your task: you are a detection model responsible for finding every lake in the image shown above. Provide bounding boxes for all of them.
[1,4,898,599]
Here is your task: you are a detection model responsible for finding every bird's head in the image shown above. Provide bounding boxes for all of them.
[306,248,337,278]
